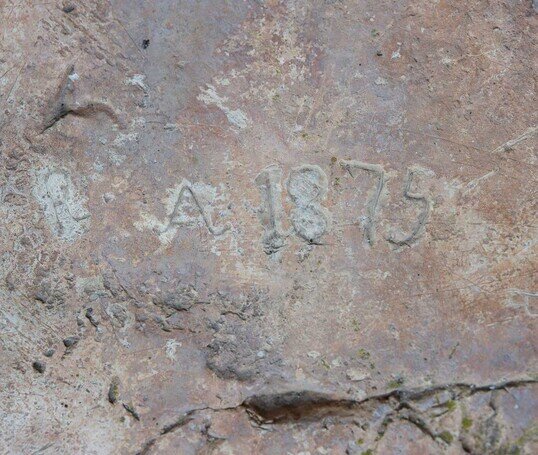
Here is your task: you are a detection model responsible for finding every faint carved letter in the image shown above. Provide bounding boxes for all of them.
[340,160,386,246]
[33,168,90,242]
[164,180,230,236]
[287,165,331,244]
[386,168,431,246]
[255,165,287,254]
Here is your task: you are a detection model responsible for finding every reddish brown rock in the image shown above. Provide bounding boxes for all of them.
[0,1,536,453]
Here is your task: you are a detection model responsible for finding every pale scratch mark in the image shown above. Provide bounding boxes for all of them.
[285,95,307,145]
[0,65,15,82]
[116,19,145,57]
[198,85,249,129]
[0,60,25,134]
[505,289,538,318]
[4,0,19,26]
[491,126,538,154]
[16,289,64,339]
[450,271,488,294]
[32,442,55,454]
[401,128,486,152]
[486,317,516,327]
[305,87,326,131]
[450,159,531,189]
[165,339,181,361]
[125,74,148,93]
[106,0,145,58]
[0,1,56,9]
[320,94,362,151]
[463,170,496,195]
[1,61,24,103]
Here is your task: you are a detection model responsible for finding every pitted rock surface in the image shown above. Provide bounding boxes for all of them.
[1,1,537,454]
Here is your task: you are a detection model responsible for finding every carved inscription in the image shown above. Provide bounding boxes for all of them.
[386,168,432,246]
[254,161,431,253]
[287,165,331,244]
[29,160,432,250]
[136,179,231,244]
[256,164,331,254]
[163,180,230,236]
[255,165,288,254]
[340,160,386,246]
[33,167,90,242]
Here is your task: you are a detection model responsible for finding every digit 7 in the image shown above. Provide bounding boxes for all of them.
[340,160,386,246]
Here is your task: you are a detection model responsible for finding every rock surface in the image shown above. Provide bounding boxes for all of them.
[0,1,537,454]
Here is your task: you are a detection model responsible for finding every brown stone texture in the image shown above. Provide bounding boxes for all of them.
[1,1,537,454]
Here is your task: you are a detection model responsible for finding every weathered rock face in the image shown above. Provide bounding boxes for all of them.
[1,1,537,453]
